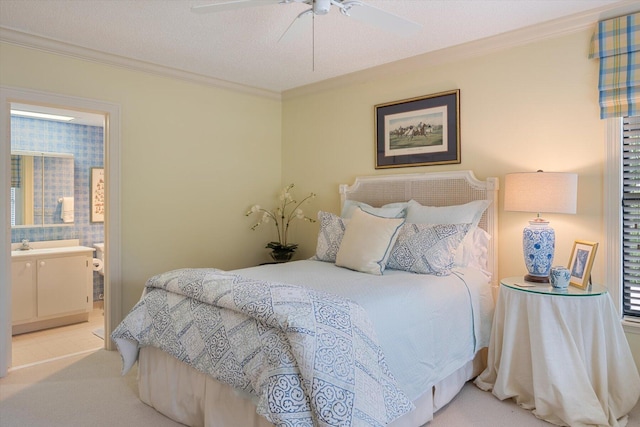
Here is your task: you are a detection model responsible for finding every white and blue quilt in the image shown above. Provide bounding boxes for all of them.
[112,268,414,426]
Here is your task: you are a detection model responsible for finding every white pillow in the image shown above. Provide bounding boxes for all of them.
[341,200,407,219]
[405,200,491,270]
[335,208,405,275]
[454,227,491,271]
[405,199,490,229]
[387,223,471,275]
[314,211,347,262]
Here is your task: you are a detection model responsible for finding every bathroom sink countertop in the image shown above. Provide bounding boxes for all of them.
[11,246,95,258]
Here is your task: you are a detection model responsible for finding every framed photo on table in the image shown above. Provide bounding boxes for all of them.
[90,167,105,223]
[568,240,598,289]
[375,89,460,169]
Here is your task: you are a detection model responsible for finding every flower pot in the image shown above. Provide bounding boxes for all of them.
[270,249,294,263]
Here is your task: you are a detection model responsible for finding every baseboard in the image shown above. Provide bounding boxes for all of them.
[12,312,90,335]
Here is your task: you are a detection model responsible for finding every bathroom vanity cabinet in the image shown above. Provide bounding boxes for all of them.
[11,245,93,335]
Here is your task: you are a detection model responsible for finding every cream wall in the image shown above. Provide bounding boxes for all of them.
[0,42,282,312]
[2,26,638,369]
[282,27,640,368]
[282,29,605,282]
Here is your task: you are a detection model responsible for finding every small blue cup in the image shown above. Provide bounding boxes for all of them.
[550,266,571,289]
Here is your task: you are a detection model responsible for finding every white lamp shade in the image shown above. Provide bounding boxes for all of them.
[504,172,577,214]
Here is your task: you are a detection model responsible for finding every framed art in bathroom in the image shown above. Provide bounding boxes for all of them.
[90,167,105,223]
[375,89,460,169]
[568,240,598,289]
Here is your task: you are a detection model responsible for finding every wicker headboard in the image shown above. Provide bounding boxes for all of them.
[339,170,499,287]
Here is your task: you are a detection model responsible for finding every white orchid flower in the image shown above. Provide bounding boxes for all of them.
[246,183,316,248]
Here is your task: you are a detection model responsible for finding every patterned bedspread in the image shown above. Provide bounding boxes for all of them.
[112,268,414,426]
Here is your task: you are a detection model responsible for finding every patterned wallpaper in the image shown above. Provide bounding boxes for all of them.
[11,116,105,301]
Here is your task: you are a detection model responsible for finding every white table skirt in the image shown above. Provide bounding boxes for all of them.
[475,285,640,427]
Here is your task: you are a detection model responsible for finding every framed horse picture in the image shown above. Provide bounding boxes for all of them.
[375,90,460,169]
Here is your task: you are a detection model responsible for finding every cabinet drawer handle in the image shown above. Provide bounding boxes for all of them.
[39,261,45,267]
[25,262,31,268]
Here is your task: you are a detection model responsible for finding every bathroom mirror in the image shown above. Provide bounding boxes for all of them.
[11,150,74,228]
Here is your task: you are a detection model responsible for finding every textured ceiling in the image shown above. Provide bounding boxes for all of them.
[0,0,634,94]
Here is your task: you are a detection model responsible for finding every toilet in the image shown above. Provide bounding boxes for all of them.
[94,242,105,275]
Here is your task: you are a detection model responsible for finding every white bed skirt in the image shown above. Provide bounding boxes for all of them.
[138,346,487,427]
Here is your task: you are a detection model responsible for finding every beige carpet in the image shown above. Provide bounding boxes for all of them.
[0,349,638,427]
[0,349,179,427]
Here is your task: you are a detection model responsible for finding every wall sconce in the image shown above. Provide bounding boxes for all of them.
[504,170,578,283]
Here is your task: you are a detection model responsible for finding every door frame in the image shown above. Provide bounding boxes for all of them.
[0,86,122,376]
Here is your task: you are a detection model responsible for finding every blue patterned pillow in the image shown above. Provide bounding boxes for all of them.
[387,223,471,275]
[314,211,347,262]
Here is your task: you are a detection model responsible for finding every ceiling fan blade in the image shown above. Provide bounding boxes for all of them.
[340,1,421,36]
[278,9,312,43]
[191,0,281,14]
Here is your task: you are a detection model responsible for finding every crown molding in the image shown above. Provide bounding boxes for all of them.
[282,1,640,99]
[1,1,637,101]
[0,27,282,101]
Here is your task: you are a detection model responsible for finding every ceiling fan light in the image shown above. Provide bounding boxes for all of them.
[313,0,331,15]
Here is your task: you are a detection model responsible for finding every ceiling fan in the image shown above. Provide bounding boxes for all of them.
[191,0,421,44]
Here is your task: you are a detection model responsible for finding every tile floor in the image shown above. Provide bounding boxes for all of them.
[11,306,105,369]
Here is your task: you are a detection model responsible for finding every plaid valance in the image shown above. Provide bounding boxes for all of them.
[589,12,640,119]
[11,155,21,188]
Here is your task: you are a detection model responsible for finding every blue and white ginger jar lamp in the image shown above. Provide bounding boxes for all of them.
[504,171,578,283]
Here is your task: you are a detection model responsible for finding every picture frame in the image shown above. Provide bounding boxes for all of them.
[567,240,598,289]
[375,89,460,169]
[90,167,105,223]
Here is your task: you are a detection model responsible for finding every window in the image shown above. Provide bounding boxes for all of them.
[623,115,640,319]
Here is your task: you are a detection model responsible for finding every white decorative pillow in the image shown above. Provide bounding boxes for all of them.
[387,223,471,275]
[336,208,405,275]
[405,199,490,229]
[314,211,347,262]
[405,200,491,272]
[341,200,407,219]
[454,227,491,271]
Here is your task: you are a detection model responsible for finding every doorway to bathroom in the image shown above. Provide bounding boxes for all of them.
[0,86,122,376]
[9,103,106,367]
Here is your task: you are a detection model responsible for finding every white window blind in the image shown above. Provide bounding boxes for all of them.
[623,115,640,318]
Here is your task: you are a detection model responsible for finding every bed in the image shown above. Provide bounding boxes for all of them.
[113,170,499,427]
